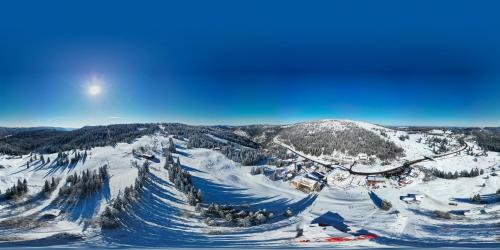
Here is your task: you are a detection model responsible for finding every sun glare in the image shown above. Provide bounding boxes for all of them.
[86,76,104,97]
[88,84,102,96]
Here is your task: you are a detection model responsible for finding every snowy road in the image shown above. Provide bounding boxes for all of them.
[349,142,469,175]
[275,136,469,176]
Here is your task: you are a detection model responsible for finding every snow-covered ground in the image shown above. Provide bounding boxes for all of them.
[277,119,469,175]
[0,127,499,248]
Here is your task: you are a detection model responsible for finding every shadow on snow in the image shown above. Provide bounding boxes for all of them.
[100,171,317,247]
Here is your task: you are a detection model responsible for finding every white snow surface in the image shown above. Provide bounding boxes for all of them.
[0,126,498,248]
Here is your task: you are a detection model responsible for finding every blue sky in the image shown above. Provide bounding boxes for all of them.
[1,0,499,127]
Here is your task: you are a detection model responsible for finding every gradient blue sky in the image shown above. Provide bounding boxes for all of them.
[1,0,499,128]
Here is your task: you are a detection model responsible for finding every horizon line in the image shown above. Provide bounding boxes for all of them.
[1,119,498,129]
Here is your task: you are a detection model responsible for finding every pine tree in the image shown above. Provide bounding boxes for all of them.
[166,152,174,164]
[270,171,278,181]
[471,194,482,203]
[16,179,23,194]
[83,151,88,163]
[169,137,176,153]
[51,176,57,188]
[43,180,50,193]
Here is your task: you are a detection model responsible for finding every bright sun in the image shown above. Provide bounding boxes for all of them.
[88,84,102,96]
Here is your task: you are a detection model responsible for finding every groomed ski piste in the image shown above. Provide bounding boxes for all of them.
[0,121,499,248]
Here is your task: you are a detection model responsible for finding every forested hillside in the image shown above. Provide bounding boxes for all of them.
[472,128,500,152]
[0,124,159,155]
[0,123,266,165]
[278,121,404,160]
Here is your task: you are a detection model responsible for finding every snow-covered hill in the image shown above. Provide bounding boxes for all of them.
[275,120,465,172]
[0,122,498,248]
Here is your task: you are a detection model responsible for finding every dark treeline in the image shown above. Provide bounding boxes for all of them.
[187,133,265,165]
[0,123,266,165]
[161,123,260,149]
[220,146,264,165]
[2,124,499,158]
[229,125,283,146]
[430,167,484,179]
[165,154,203,206]
[0,127,62,137]
[0,124,159,155]
[445,127,500,152]
[58,166,109,201]
[472,128,500,152]
[2,179,28,200]
[161,123,265,165]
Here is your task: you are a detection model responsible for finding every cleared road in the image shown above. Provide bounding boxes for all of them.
[274,136,469,176]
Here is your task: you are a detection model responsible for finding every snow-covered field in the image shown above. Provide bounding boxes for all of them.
[0,124,499,248]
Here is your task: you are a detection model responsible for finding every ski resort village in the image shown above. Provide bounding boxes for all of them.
[0,120,499,247]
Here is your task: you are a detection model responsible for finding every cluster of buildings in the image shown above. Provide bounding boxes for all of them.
[289,162,328,193]
[366,175,386,187]
[283,150,384,192]
[340,153,370,165]
[280,150,417,193]
[291,177,320,193]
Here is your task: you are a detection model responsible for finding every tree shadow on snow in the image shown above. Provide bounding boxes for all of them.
[452,193,499,204]
[31,162,47,172]
[100,173,213,247]
[191,175,273,205]
[179,163,206,174]
[0,192,48,219]
[43,178,111,226]
[0,233,83,248]
[44,162,70,177]
[368,191,383,209]
[99,172,314,247]
[175,150,191,158]
[311,211,350,232]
